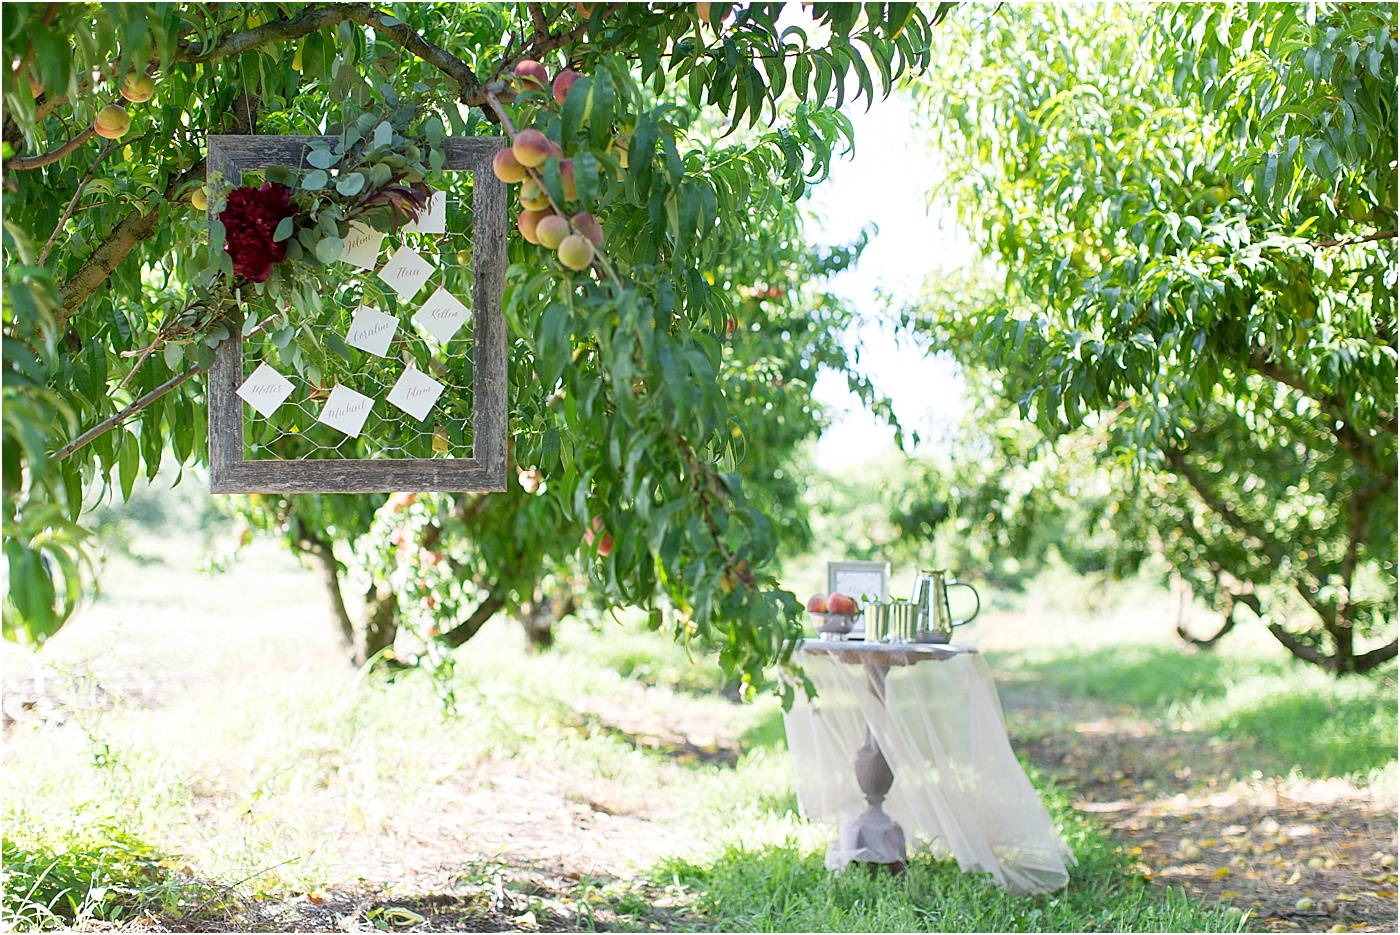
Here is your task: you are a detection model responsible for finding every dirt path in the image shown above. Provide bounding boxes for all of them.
[1000,686,1399,934]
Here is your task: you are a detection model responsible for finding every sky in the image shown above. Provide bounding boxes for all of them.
[802,91,979,470]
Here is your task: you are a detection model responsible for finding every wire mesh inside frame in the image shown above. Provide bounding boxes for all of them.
[239,169,477,462]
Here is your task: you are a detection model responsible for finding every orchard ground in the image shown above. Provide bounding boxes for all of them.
[1,482,1395,933]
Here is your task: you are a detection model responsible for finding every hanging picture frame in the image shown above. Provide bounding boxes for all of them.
[205,134,508,494]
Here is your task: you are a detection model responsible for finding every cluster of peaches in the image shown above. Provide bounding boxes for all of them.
[491,59,606,271]
[88,72,154,141]
[807,592,860,617]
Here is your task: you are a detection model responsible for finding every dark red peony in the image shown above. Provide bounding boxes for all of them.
[220,182,297,282]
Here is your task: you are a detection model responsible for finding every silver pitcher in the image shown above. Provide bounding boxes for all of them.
[912,569,981,643]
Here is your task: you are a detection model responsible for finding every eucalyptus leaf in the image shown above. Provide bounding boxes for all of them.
[335,172,366,197]
[307,147,340,169]
[272,215,295,242]
[302,169,328,191]
[162,342,183,370]
[314,236,343,263]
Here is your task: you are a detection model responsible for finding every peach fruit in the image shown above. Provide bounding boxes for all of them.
[560,159,578,200]
[806,594,828,613]
[519,178,551,210]
[93,104,132,139]
[553,70,583,105]
[492,147,528,182]
[826,592,859,616]
[535,215,570,249]
[569,212,603,245]
[583,515,614,555]
[512,129,551,167]
[557,234,594,271]
[517,208,550,244]
[119,72,154,103]
[515,59,549,89]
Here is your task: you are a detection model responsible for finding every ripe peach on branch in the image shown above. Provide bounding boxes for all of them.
[93,104,131,140]
[583,516,614,556]
[515,59,549,90]
[512,129,551,167]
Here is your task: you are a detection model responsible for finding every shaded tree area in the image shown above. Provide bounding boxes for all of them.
[906,3,1395,673]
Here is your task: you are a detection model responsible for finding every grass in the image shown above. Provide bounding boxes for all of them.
[2,500,1393,931]
[648,761,1247,934]
[1000,643,1398,781]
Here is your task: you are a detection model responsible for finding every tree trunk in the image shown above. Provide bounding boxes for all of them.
[360,586,399,665]
[516,588,577,651]
[291,522,357,659]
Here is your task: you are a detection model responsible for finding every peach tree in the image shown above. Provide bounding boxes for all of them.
[2,2,950,698]
[908,3,1396,673]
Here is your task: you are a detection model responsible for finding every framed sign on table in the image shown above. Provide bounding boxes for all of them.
[205,134,508,494]
[827,560,890,639]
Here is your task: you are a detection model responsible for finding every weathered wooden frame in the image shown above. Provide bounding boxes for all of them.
[206,135,508,494]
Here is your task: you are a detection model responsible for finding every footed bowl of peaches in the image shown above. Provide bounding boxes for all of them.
[807,591,862,639]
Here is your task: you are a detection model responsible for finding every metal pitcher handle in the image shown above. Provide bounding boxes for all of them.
[947,580,980,627]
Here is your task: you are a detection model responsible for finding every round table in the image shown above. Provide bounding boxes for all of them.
[783,639,1076,894]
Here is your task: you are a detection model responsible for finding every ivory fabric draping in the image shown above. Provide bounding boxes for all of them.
[783,642,1076,895]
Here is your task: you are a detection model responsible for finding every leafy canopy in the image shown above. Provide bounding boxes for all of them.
[3,2,953,699]
[909,2,1396,672]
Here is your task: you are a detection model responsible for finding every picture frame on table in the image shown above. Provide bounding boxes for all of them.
[827,561,890,640]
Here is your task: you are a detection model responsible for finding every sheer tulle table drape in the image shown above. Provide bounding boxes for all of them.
[783,641,1076,895]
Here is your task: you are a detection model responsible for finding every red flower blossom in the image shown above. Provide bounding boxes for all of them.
[220,182,297,282]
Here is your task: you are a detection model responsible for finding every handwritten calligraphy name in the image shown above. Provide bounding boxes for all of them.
[324,398,371,419]
[344,228,376,250]
[423,305,463,320]
[349,321,395,339]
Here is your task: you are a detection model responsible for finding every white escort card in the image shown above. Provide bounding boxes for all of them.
[404,190,446,234]
[344,304,399,357]
[377,245,436,301]
[386,365,446,421]
[413,287,470,343]
[317,384,375,438]
[338,221,385,270]
[235,363,294,418]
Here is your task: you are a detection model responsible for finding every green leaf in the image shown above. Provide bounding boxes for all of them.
[562,76,593,143]
[576,151,600,208]
[163,341,183,370]
[541,426,561,471]
[118,431,139,501]
[315,236,343,264]
[335,172,366,196]
[273,215,295,242]
[374,120,393,148]
[307,147,340,169]
[302,169,328,190]
[536,302,571,389]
